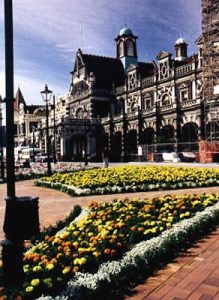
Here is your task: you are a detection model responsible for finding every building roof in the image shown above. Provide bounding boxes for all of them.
[174,54,198,67]
[119,26,133,36]
[175,37,187,45]
[26,105,45,114]
[14,87,26,111]
[81,53,126,88]
[138,62,156,78]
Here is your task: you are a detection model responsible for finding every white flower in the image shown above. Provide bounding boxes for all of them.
[36,201,219,300]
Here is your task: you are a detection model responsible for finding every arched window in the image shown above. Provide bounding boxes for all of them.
[126,40,134,56]
[119,42,124,57]
[161,93,171,106]
[76,108,84,118]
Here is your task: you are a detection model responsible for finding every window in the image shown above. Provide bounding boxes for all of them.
[159,61,169,80]
[199,47,203,68]
[143,93,153,109]
[130,102,137,112]
[117,99,124,115]
[126,40,134,56]
[180,89,188,101]
[76,108,84,118]
[128,72,137,90]
[162,93,171,106]
[119,42,124,57]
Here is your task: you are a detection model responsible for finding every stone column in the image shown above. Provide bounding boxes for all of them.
[173,120,178,152]
[197,116,202,141]
[172,85,175,103]
[121,115,127,161]
[192,80,196,100]
[60,136,65,159]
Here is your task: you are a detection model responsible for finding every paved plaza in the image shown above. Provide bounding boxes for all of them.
[0,178,219,299]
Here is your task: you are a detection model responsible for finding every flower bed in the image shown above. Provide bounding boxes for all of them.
[2,193,218,299]
[12,162,96,182]
[36,165,219,196]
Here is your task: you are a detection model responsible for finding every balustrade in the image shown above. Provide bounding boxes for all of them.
[175,64,193,77]
[180,99,199,108]
[142,75,155,87]
[115,86,125,95]
[159,103,176,112]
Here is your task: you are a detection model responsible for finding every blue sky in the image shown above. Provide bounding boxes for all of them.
[0,0,201,105]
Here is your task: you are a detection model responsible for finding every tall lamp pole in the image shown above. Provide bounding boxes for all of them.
[1,0,40,288]
[0,96,5,182]
[53,95,57,163]
[32,125,35,162]
[41,84,52,175]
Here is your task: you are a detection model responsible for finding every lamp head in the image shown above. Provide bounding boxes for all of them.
[41,84,53,102]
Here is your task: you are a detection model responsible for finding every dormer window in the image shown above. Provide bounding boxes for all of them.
[156,51,172,81]
[128,71,137,90]
[160,61,169,80]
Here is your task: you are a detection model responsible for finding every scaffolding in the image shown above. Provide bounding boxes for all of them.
[202,0,219,140]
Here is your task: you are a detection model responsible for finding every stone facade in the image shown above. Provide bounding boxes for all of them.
[56,26,216,162]
[11,22,219,162]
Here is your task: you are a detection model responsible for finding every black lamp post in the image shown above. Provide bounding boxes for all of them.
[53,95,57,163]
[1,0,40,288]
[41,84,52,175]
[32,125,35,162]
[0,95,5,182]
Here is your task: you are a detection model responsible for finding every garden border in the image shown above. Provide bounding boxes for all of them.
[36,201,219,300]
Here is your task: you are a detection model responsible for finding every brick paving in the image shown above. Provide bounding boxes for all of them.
[0,180,219,299]
[124,228,219,300]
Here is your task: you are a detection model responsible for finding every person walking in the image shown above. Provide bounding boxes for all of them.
[82,149,88,167]
[102,147,109,167]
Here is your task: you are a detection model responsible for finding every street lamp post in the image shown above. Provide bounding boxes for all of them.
[1,0,40,288]
[32,125,35,162]
[0,96,5,182]
[53,95,57,163]
[41,84,52,175]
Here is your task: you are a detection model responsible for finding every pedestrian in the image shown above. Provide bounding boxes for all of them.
[82,149,88,167]
[102,147,109,167]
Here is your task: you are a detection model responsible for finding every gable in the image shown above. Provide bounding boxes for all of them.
[156,50,172,60]
[127,63,138,72]
[72,49,86,75]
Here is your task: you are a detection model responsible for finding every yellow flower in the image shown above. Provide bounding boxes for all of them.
[23,264,30,273]
[25,286,34,293]
[46,263,54,270]
[31,279,40,287]
[78,257,87,265]
[33,266,42,272]
[62,266,71,274]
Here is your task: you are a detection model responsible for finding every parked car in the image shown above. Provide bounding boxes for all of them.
[35,153,48,162]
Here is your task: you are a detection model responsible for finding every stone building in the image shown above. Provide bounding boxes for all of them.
[8,0,219,162]
[13,88,46,147]
[55,25,211,162]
